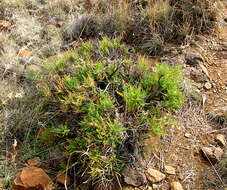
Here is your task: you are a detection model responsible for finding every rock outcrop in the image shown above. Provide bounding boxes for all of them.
[13,167,53,190]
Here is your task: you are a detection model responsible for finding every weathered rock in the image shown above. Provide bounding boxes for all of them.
[13,167,53,190]
[122,168,147,187]
[164,165,176,175]
[27,157,41,167]
[216,134,226,147]
[56,173,71,186]
[201,147,224,164]
[145,168,165,183]
[204,82,212,90]
[171,181,183,190]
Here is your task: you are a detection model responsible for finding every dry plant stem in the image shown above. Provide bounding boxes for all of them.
[203,152,225,187]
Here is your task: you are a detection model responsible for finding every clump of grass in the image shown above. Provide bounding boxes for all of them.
[33,36,184,188]
[63,0,218,55]
[12,11,43,44]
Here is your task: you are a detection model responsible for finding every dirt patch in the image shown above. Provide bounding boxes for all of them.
[145,103,224,189]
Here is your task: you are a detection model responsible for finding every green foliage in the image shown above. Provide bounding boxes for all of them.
[140,62,184,110]
[39,123,70,145]
[78,41,93,59]
[35,37,184,188]
[50,123,70,137]
[99,36,123,54]
[0,155,17,189]
[23,139,48,161]
[120,84,147,111]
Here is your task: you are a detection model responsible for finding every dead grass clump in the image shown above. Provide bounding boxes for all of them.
[13,11,43,44]
[120,0,218,54]
[63,0,218,55]
[62,13,99,46]
[0,32,19,65]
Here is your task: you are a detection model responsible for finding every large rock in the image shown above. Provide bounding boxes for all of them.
[122,168,147,187]
[201,147,224,164]
[145,168,165,183]
[13,167,53,190]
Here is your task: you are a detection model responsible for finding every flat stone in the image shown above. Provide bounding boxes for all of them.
[145,168,165,183]
[184,133,191,138]
[122,168,147,187]
[164,165,176,175]
[216,134,226,147]
[13,167,53,190]
[56,173,71,186]
[171,181,183,190]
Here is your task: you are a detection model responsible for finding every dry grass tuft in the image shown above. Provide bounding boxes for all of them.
[62,0,219,55]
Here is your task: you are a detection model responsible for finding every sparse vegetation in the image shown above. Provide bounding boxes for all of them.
[0,0,225,189]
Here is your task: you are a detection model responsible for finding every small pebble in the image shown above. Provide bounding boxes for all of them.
[216,134,226,147]
[184,133,191,138]
[204,82,212,90]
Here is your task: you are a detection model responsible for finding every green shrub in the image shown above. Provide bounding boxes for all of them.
[34,36,184,188]
[120,84,147,111]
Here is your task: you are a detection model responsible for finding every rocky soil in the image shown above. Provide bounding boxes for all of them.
[120,4,227,190]
[0,1,226,190]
